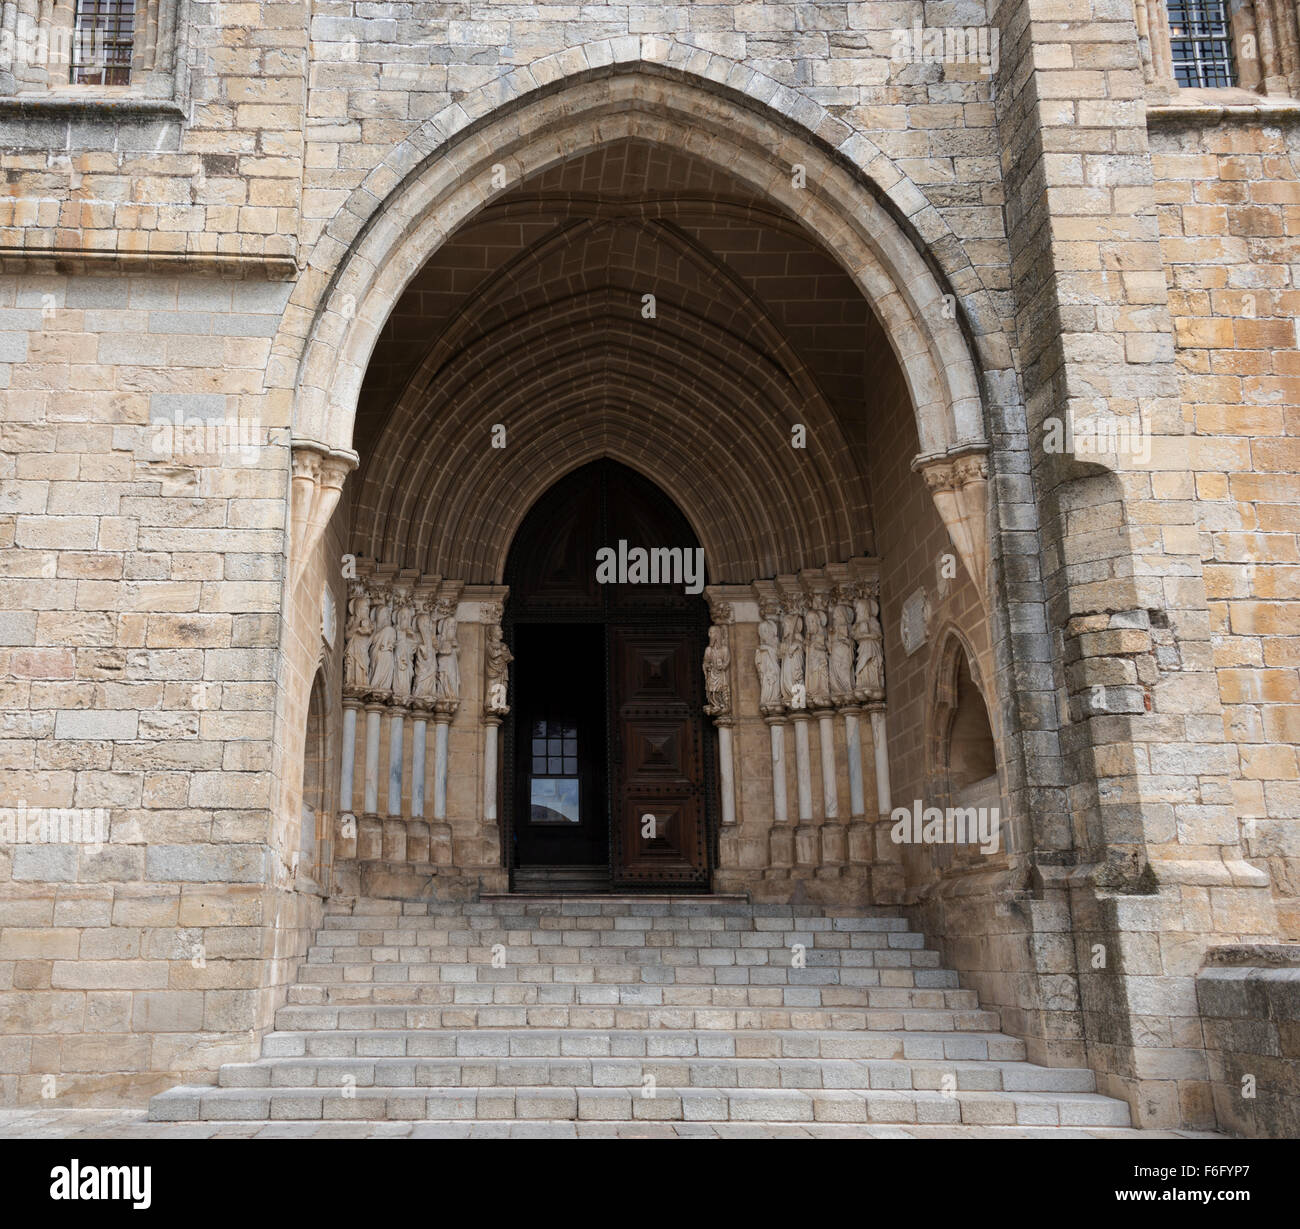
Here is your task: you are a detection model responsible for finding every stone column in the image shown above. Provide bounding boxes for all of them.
[843,705,874,866]
[791,712,816,867]
[339,698,360,815]
[817,711,845,874]
[769,718,789,824]
[410,713,428,817]
[432,714,451,821]
[702,596,736,826]
[842,705,864,818]
[818,710,839,821]
[716,721,736,826]
[483,716,501,822]
[386,708,405,817]
[869,705,891,816]
[362,703,382,816]
[765,716,794,873]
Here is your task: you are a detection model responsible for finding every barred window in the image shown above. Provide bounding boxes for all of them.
[71,0,136,86]
[1167,0,1237,88]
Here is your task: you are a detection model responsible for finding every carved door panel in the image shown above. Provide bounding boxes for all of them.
[609,626,710,888]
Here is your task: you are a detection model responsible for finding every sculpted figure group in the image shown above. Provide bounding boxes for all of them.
[343,581,463,713]
[755,583,883,715]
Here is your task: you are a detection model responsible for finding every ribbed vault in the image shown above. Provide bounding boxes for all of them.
[351,139,899,584]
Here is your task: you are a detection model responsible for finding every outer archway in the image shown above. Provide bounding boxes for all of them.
[284,61,997,483]
[291,60,1049,1066]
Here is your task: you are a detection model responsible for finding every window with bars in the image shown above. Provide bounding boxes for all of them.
[1167,0,1238,88]
[528,719,581,823]
[71,0,136,86]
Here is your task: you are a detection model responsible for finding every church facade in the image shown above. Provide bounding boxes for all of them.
[0,0,1298,1135]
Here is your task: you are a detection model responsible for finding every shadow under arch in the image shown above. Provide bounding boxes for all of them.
[921,623,1023,873]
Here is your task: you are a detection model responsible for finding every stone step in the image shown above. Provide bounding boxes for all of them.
[270,1002,1006,1032]
[282,981,980,1010]
[258,1027,1029,1062]
[301,941,946,957]
[216,1054,1096,1094]
[150,1083,1130,1126]
[319,915,914,934]
[282,972,959,1005]
[324,901,906,921]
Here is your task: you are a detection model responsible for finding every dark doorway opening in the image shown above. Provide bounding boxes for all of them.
[512,623,608,873]
[503,459,716,893]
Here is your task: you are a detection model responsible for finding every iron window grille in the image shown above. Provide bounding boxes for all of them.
[1167,0,1238,88]
[71,0,136,86]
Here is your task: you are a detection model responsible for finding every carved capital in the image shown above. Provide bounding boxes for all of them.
[911,445,990,612]
[289,440,359,589]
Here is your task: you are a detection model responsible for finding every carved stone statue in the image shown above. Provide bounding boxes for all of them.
[829,597,855,705]
[343,583,373,695]
[703,623,730,717]
[412,602,438,704]
[392,598,417,703]
[484,616,513,715]
[368,598,396,697]
[778,608,805,709]
[755,616,782,714]
[435,603,460,709]
[853,591,885,701]
[804,596,830,708]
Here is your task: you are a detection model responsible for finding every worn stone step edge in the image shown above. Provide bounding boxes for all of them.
[305,945,940,963]
[149,1084,1131,1126]
[283,985,971,1008]
[320,918,914,933]
[259,1027,1028,1062]
[216,1055,1096,1093]
[270,1005,1006,1032]
[288,972,952,994]
[289,970,957,990]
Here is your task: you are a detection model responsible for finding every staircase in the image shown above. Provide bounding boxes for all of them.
[149,897,1131,1128]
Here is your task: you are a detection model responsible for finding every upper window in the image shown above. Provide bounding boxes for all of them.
[1167,0,1237,88]
[1138,0,1298,97]
[71,0,136,86]
[1,0,180,101]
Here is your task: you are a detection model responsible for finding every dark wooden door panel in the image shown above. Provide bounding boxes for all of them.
[610,627,709,887]
[624,721,690,781]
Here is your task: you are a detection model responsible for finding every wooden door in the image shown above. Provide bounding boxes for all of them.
[609,625,710,888]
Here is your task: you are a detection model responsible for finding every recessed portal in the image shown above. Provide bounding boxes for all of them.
[503,459,715,893]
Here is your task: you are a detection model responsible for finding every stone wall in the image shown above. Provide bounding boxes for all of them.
[0,271,300,1101]
[0,0,1295,1131]
[1197,946,1300,1137]
[1150,111,1300,940]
